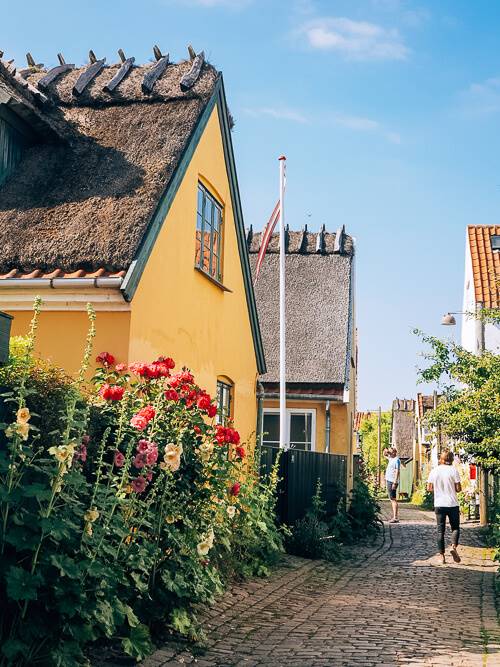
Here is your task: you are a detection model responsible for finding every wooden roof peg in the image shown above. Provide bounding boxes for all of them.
[104,49,135,93]
[188,44,196,60]
[246,224,253,248]
[73,53,106,96]
[180,50,205,92]
[57,53,66,65]
[316,224,326,254]
[142,47,169,94]
[333,225,345,254]
[284,224,290,252]
[38,54,75,90]
[298,224,308,253]
[26,53,36,67]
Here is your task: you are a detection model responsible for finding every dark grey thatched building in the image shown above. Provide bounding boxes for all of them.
[390,398,416,497]
[248,225,356,490]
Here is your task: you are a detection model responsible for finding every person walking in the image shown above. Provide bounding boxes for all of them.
[384,447,400,523]
[427,449,462,564]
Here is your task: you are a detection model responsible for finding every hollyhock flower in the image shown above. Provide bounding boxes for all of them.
[137,439,151,453]
[226,505,236,519]
[133,453,146,469]
[196,393,212,412]
[206,404,217,418]
[129,362,148,377]
[179,370,194,384]
[198,440,214,461]
[230,482,241,497]
[146,471,153,482]
[155,356,175,370]
[169,377,181,389]
[144,364,161,379]
[161,443,182,472]
[81,434,90,446]
[146,448,158,465]
[130,414,148,430]
[75,444,87,462]
[48,443,76,466]
[196,527,215,556]
[193,425,201,434]
[99,384,124,401]
[165,388,179,402]
[114,451,125,467]
[84,508,100,523]
[16,407,31,424]
[235,446,246,459]
[17,422,30,441]
[115,363,127,372]
[138,405,155,421]
[132,476,147,494]
[96,352,115,367]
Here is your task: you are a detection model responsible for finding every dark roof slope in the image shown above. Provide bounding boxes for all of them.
[249,229,354,385]
[391,398,415,459]
[0,55,218,274]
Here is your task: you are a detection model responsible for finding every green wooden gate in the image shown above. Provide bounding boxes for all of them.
[398,459,414,498]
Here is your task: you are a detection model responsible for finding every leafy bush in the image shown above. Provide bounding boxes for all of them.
[0,302,283,665]
[346,475,381,541]
[411,480,434,510]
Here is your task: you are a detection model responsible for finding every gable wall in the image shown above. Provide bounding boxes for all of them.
[128,104,258,442]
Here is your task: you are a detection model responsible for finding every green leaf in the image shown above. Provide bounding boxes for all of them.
[256,520,268,533]
[1,639,29,660]
[6,565,42,601]
[171,608,192,635]
[115,599,140,628]
[122,624,153,660]
[24,482,53,501]
[50,554,80,579]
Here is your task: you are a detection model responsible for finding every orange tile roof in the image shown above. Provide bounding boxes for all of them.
[354,411,372,431]
[0,268,126,280]
[467,225,500,308]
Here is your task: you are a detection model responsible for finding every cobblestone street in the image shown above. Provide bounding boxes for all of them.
[142,503,499,667]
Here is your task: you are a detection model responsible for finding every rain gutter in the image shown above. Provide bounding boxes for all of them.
[0,277,123,289]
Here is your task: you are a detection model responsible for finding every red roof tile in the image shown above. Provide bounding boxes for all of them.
[467,225,500,308]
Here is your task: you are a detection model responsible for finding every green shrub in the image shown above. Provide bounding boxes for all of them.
[411,480,434,510]
[0,302,283,665]
[347,476,381,541]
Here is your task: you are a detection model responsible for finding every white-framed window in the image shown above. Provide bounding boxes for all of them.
[262,408,316,451]
[216,378,233,425]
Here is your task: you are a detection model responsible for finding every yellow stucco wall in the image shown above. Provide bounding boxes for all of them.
[128,105,258,443]
[8,310,131,376]
[264,399,349,455]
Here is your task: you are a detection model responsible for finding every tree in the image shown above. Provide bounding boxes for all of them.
[415,331,500,471]
[358,412,392,479]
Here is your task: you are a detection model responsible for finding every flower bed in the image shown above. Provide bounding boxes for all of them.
[0,303,283,666]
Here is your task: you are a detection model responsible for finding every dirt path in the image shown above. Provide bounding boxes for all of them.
[141,503,499,666]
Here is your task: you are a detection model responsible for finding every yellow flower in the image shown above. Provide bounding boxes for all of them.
[198,441,214,461]
[17,422,30,441]
[196,527,215,556]
[52,479,63,494]
[85,523,93,537]
[165,515,176,524]
[226,505,236,519]
[16,407,31,424]
[163,443,182,472]
[48,443,76,465]
[84,508,100,523]
[4,425,14,439]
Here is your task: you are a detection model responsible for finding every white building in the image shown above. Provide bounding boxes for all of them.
[461,225,500,354]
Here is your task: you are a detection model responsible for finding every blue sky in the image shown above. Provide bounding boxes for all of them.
[4,0,500,408]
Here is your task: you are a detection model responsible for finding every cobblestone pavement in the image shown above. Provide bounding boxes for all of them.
[142,503,499,667]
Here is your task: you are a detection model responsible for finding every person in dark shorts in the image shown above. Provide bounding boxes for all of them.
[427,449,462,565]
[384,447,400,523]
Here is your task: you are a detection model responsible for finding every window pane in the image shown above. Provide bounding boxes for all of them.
[204,197,213,228]
[290,413,312,450]
[263,413,280,445]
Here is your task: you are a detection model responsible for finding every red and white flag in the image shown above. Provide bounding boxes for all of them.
[254,166,286,284]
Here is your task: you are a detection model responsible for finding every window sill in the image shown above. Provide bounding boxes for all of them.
[194,267,233,293]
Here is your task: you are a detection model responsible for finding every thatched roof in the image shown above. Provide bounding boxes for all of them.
[391,398,415,459]
[249,228,354,386]
[0,52,219,274]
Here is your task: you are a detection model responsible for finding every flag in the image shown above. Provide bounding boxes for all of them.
[253,200,280,283]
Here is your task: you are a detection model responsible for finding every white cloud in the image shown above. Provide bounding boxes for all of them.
[243,107,309,123]
[296,16,409,60]
[331,113,401,143]
[460,77,500,115]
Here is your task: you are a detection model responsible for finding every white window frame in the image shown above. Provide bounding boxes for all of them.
[262,408,316,451]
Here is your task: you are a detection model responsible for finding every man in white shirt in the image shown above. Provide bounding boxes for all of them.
[427,449,462,564]
[384,447,401,523]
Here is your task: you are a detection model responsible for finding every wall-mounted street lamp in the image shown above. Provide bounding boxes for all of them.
[440,311,466,326]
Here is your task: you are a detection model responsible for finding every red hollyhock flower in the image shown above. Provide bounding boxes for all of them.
[144,364,161,379]
[96,351,115,367]
[115,363,127,372]
[230,482,241,497]
[137,439,151,453]
[138,405,156,421]
[235,446,246,459]
[132,476,147,493]
[196,394,212,411]
[165,389,180,402]
[99,384,125,401]
[114,451,125,467]
[133,453,146,469]
[130,414,148,430]
[206,404,217,418]
[179,370,194,384]
[230,429,241,445]
[193,425,201,434]
[129,362,148,377]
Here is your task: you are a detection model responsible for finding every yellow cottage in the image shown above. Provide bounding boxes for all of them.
[0,48,265,442]
[248,226,357,491]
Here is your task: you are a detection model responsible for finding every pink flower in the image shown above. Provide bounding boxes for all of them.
[165,389,179,402]
[75,444,87,462]
[132,476,147,494]
[116,363,127,372]
[146,449,158,465]
[146,471,153,481]
[137,439,151,453]
[138,405,155,422]
[133,453,146,469]
[99,384,125,401]
[130,415,148,430]
[114,451,125,467]
[129,363,148,377]
[81,434,90,446]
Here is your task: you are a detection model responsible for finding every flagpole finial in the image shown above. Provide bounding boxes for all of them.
[278,155,286,161]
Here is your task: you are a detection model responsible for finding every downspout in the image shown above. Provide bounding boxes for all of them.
[325,400,331,453]
[256,380,265,448]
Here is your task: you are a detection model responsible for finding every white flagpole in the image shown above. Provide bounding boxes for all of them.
[279,155,287,450]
